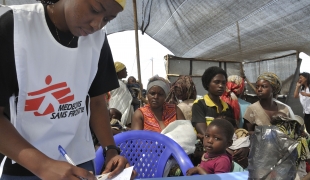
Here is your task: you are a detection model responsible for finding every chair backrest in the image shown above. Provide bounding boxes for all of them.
[94,130,194,178]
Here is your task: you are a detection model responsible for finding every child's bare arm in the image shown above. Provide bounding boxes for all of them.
[196,166,208,175]
[186,166,207,175]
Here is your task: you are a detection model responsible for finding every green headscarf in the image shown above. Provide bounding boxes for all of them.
[257,72,282,95]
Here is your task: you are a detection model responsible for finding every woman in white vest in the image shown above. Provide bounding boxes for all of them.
[0,0,136,180]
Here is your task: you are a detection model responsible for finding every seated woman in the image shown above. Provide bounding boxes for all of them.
[131,76,187,177]
[243,72,309,178]
[221,75,251,128]
[243,72,290,131]
[191,67,235,166]
[166,75,197,120]
[192,66,234,138]
[131,75,185,132]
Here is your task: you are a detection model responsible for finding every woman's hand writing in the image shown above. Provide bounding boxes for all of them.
[102,155,137,180]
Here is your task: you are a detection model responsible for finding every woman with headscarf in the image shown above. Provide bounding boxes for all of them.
[131,75,185,132]
[244,72,310,179]
[109,62,134,126]
[241,73,288,169]
[221,75,251,128]
[243,72,290,131]
[132,76,195,177]
[166,75,197,120]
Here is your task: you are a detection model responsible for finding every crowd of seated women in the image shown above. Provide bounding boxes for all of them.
[98,62,310,179]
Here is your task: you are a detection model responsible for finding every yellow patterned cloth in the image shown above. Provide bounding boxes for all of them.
[271,116,309,165]
[257,72,282,95]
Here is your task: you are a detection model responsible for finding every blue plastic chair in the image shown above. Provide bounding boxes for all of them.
[94,130,194,178]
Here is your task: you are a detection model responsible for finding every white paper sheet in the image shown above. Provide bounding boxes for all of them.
[96,166,134,180]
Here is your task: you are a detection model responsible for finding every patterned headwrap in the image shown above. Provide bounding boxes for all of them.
[115,0,126,9]
[114,62,126,73]
[166,75,197,104]
[147,75,171,96]
[257,72,282,95]
[221,75,245,121]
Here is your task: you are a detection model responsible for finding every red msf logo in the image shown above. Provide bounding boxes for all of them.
[25,75,74,116]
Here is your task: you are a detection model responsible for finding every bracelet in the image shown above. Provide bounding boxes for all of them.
[103,145,121,158]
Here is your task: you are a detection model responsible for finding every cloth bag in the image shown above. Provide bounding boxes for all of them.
[248,125,298,180]
[161,120,196,155]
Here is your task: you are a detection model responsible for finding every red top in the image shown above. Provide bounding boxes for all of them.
[139,103,177,133]
[199,152,232,174]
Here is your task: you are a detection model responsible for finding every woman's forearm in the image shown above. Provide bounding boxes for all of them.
[89,95,118,160]
[0,109,52,177]
[294,85,300,98]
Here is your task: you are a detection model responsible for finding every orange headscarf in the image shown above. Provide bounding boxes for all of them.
[221,75,245,121]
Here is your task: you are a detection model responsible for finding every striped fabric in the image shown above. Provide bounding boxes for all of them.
[139,103,177,133]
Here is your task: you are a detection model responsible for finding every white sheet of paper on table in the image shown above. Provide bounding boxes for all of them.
[96,166,134,180]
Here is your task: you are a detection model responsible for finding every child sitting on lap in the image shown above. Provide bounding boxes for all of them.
[109,108,128,135]
[186,119,234,175]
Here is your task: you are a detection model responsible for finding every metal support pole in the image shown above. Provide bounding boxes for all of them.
[132,0,142,85]
[151,58,153,76]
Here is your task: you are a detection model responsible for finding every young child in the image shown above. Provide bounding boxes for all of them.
[220,115,249,169]
[109,108,122,121]
[186,119,234,175]
[109,108,125,135]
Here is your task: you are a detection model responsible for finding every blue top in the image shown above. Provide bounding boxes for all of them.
[238,98,251,128]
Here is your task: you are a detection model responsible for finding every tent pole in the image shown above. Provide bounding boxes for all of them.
[132,0,142,85]
[241,62,256,92]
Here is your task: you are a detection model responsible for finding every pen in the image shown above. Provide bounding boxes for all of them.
[58,145,88,180]
[58,145,76,166]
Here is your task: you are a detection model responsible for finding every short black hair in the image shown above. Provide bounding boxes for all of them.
[208,119,234,140]
[201,66,227,91]
[215,115,238,129]
[109,108,122,120]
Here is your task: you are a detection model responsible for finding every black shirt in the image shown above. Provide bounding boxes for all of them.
[0,5,119,176]
[191,97,235,127]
